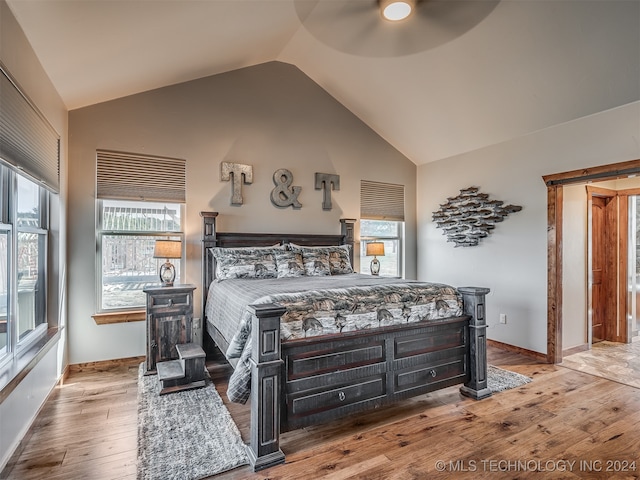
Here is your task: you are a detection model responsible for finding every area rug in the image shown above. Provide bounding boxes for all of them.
[487,365,532,392]
[136,364,249,480]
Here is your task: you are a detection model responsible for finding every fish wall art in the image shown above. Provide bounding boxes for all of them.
[432,187,522,247]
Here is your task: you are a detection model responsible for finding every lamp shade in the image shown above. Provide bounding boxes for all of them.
[366,242,385,257]
[153,239,182,259]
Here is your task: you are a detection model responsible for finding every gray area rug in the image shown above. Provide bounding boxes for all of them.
[136,364,248,480]
[136,363,530,479]
[487,365,532,392]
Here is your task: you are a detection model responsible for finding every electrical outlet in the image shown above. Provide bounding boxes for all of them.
[499,313,507,324]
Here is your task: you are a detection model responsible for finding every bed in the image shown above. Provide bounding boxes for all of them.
[200,212,491,471]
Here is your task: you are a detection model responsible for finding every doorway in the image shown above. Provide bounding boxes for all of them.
[587,187,626,345]
[543,158,640,363]
[590,195,609,343]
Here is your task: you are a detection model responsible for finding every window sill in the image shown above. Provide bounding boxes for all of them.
[0,327,61,404]
[92,310,145,325]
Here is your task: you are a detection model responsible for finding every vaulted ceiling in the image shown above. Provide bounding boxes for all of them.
[6,0,640,165]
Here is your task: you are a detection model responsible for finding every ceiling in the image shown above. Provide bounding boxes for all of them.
[6,0,640,165]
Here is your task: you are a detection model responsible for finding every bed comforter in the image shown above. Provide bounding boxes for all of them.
[205,273,463,403]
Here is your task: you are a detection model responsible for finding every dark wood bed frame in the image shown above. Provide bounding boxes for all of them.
[200,211,491,471]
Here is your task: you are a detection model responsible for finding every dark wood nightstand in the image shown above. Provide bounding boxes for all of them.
[143,284,196,375]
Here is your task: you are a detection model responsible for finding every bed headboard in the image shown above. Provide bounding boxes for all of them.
[200,211,356,312]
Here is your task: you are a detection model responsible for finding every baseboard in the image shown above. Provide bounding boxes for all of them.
[58,364,70,386]
[562,343,589,357]
[68,355,145,373]
[487,339,547,361]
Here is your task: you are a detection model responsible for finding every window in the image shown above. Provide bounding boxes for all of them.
[360,220,404,277]
[95,150,186,313]
[97,200,183,311]
[0,165,50,365]
[16,175,47,341]
[360,180,405,277]
[0,229,9,358]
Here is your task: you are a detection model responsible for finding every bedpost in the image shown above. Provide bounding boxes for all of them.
[200,212,218,314]
[458,286,492,400]
[246,303,287,471]
[340,218,357,268]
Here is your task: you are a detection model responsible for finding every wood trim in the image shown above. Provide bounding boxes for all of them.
[58,364,70,386]
[616,187,640,196]
[68,356,145,374]
[562,343,590,357]
[543,159,640,186]
[618,195,629,342]
[586,185,618,197]
[487,339,547,362]
[547,184,563,364]
[92,310,145,325]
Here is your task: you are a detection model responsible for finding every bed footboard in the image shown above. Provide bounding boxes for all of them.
[458,286,492,400]
[246,303,287,471]
[245,287,491,472]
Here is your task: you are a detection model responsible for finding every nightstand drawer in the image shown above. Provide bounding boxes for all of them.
[148,292,192,310]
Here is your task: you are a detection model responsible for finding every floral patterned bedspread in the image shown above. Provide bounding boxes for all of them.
[205,273,463,403]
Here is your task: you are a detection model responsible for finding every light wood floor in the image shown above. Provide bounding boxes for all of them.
[3,346,640,480]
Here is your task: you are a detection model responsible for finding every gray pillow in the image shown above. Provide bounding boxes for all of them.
[275,250,305,278]
[210,245,283,280]
[289,243,353,275]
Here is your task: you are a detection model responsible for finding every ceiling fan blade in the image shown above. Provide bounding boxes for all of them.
[295,0,500,57]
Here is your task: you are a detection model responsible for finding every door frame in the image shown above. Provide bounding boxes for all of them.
[543,158,640,364]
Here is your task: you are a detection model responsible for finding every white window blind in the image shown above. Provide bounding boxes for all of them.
[360,180,405,221]
[96,150,186,203]
[0,65,60,192]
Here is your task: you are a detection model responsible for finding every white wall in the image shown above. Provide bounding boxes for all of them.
[0,346,59,470]
[562,183,588,349]
[418,102,640,355]
[0,0,68,471]
[67,61,418,364]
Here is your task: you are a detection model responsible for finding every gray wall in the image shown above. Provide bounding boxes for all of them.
[417,102,640,355]
[0,0,68,470]
[68,61,417,364]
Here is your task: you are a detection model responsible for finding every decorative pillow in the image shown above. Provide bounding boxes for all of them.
[289,243,354,275]
[275,251,305,278]
[210,245,283,280]
[300,250,331,276]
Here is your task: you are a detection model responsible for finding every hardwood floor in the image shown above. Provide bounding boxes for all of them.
[3,346,640,479]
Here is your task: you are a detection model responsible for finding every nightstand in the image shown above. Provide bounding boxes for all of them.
[143,284,196,375]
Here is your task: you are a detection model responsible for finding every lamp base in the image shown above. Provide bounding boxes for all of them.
[159,261,176,287]
[370,257,380,276]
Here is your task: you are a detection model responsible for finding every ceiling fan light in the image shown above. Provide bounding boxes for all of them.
[381,0,414,21]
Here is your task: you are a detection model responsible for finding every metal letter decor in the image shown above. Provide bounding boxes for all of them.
[221,162,253,205]
[432,187,522,247]
[315,173,340,210]
[270,169,302,209]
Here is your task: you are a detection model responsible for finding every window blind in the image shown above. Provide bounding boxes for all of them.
[0,65,60,192]
[360,180,405,221]
[96,150,186,203]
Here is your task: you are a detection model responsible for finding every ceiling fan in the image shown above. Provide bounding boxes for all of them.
[294,0,500,57]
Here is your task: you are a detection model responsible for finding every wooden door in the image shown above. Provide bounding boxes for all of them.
[591,196,608,343]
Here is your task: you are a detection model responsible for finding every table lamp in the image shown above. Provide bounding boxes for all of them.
[153,239,182,286]
[366,242,385,276]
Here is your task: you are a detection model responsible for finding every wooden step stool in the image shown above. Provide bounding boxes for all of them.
[156,343,206,395]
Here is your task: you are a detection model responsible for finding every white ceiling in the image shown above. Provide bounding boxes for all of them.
[6,0,640,165]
